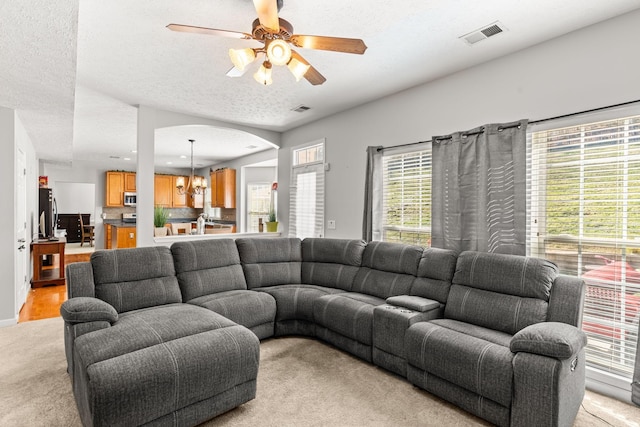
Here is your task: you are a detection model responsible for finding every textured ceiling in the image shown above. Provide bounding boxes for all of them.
[3,0,640,167]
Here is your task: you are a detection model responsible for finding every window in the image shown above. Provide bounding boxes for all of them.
[528,107,640,385]
[246,183,271,233]
[289,140,325,238]
[381,147,432,246]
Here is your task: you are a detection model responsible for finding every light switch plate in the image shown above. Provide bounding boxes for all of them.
[328,220,336,229]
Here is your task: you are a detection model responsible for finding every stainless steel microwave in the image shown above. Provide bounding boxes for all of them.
[124,192,137,206]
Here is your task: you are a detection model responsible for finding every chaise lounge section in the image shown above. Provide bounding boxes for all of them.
[61,237,587,427]
[61,246,260,427]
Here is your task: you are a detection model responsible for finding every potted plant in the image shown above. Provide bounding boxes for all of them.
[154,206,169,237]
[266,210,278,232]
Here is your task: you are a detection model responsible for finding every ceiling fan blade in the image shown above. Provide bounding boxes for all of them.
[252,0,280,33]
[290,51,326,86]
[290,35,367,54]
[166,24,252,40]
[226,66,246,78]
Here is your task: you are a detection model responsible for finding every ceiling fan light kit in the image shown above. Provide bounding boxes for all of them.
[254,61,273,86]
[287,57,310,82]
[229,48,256,71]
[167,0,367,86]
[266,39,291,66]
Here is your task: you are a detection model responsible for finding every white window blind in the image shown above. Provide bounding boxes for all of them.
[289,140,325,239]
[381,147,432,246]
[528,110,640,381]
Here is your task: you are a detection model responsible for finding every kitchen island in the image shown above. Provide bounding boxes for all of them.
[104,221,137,249]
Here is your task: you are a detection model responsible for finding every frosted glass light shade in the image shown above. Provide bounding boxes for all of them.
[287,57,310,82]
[254,61,273,85]
[229,48,256,71]
[266,39,291,66]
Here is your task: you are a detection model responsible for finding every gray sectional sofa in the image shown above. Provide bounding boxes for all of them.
[61,237,587,427]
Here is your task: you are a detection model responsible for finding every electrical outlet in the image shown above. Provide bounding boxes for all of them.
[328,220,336,230]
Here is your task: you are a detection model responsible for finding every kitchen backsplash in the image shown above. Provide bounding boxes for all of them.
[102,206,203,220]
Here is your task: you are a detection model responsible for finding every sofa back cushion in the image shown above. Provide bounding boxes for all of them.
[352,241,422,299]
[171,239,247,301]
[410,247,458,304]
[445,251,559,335]
[301,238,366,291]
[91,246,182,313]
[236,238,302,289]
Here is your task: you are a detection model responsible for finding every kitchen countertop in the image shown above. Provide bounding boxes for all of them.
[154,232,280,246]
[103,220,137,228]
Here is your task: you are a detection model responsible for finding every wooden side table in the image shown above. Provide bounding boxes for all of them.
[31,237,66,288]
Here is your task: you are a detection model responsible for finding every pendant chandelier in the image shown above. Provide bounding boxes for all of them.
[176,139,207,196]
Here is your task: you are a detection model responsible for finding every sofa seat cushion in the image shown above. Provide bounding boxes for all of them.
[73,303,260,426]
[405,320,514,407]
[75,304,238,365]
[256,284,342,322]
[187,290,276,331]
[313,292,386,345]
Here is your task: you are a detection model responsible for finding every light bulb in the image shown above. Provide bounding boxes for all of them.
[229,48,256,71]
[266,39,291,66]
[287,57,311,82]
[254,61,273,85]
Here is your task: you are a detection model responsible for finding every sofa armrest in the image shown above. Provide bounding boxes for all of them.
[60,297,118,325]
[510,322,587,359]
[386,295,440,312]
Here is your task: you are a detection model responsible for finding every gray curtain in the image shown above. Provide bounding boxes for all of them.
[431,119,528,254]
[362,146,383,242]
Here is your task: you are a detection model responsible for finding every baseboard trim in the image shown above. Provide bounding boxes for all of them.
[0,316,18,328]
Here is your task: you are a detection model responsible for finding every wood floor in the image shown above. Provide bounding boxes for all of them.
[19,252,92,322]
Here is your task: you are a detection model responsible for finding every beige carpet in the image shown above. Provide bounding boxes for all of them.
[2,318,639,427]
[64,242,95,255]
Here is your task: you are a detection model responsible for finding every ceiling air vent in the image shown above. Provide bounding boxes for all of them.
[460,21,507,46]
[292,105,311,113]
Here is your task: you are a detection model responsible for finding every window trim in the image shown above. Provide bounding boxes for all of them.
[289,139,325,239]
[527,102,640,402]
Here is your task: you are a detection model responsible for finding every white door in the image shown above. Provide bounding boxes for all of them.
[15,147,27,316]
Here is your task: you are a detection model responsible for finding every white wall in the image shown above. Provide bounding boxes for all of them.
[54,182,95,215]
[278,9,640,240]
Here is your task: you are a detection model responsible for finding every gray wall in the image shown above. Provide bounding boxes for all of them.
[277,9,640,239]
[1,107,38,326]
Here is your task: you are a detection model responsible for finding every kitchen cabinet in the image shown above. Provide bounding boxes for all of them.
[106,171,125,206]
[124,172,136,192]
[104,224,112,249]
[172,175,188,208]
[210,168,236,208]
[110,224,136,248]
[154,175,173,207]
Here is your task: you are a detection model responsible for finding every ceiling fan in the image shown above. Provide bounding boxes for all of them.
[167,0,367,86]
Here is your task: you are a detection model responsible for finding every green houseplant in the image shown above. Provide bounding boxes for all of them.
[154,206,169,237]
[266,210,278,232]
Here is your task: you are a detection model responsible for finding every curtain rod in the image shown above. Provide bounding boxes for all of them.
[378,98,640,152]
